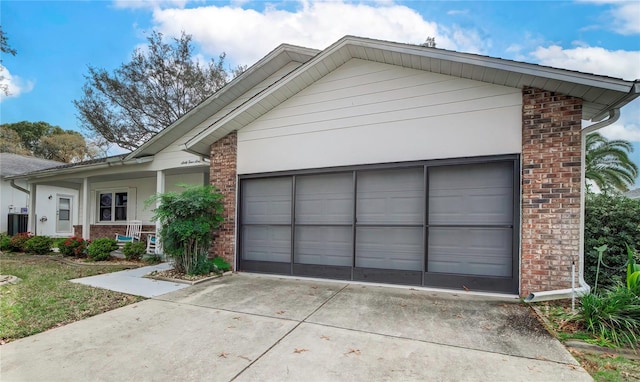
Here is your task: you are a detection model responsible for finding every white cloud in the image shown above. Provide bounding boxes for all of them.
[599,122,640,142]
[531,45,640,80]
[599,102,640,143]
[447,9,469,16]
[149,1,490,66]
[608,1,640,35]
[0,65,35,101]
[577,0,640,35]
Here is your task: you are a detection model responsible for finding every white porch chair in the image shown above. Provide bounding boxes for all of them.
[146,235,157,254]
[115,220,142,249]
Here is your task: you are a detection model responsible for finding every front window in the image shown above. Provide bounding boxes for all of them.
[98,192,127,222]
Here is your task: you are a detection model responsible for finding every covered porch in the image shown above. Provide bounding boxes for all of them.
[23,156,209,243]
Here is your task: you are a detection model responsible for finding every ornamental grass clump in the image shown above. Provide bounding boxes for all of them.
[147,184,223,275]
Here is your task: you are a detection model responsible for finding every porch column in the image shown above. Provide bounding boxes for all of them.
[82,177,90,240]
[155,170,165,254]
[28,183,37,234]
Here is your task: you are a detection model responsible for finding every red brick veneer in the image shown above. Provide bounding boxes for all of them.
[209,132,237,268]
[73,224,156,241]
[521,87,582,296]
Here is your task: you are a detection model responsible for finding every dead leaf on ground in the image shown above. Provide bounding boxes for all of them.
[218,352,229,358]
[320,335,330,341]
[227,326,236,329]
[293,348,309,354]
[233,317,241,320]
[463,285,470,291]
[276,310,285,315]
[345,349,361,356]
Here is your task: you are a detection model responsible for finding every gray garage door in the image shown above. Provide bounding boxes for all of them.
[239,157,518,293]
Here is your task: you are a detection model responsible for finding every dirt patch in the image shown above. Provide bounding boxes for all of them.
[495,303,555,338]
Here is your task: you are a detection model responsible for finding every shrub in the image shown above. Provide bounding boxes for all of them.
[0,233,11,251]
[212,257,231,272]
[122,241,146,261]
[87,238,118,261]
[58,237,89,258]
[147,184,223,275]
[570,286,640,348]
[9,232,33,252]
[143,253,162,265]
[585,193,640,289]
[24,236,53,255]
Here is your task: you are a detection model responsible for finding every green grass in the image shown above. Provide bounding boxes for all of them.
[535,301,640,381]
[0,254,143,343]
[570,350,640,382]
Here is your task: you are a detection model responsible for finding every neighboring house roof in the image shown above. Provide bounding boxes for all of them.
[624,188,640,199]
[180,35,640,156]
[0,153,65,177]
[5,154,139,180]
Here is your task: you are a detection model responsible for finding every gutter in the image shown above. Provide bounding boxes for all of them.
[525,108,620,302]
[10,179,30,195]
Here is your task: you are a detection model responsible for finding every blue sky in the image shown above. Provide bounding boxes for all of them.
[1,0,639,185]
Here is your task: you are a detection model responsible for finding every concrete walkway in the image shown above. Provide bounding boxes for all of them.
[70,262,190,298]
[0,274,592,381]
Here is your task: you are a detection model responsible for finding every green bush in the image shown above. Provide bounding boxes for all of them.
[570,286,640,348]
[147,184,224,275]
[143,253,162,265]
[585,193,640,289]
[24,236,53,255]
[0,233,11,251]
[122,241,146,261]
[87,238,118,261]
[9,232,33,252]
[212,257,231,272]
[58,237,89,258]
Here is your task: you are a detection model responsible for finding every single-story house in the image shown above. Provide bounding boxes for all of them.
[10,36,639,298]
[0,153,71,236]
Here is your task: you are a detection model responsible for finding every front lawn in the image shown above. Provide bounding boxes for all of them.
[0,254,143,343]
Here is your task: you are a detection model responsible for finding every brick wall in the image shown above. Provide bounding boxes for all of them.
[521,87,582,296]
[73,224,156,241]
[209,132,237,268]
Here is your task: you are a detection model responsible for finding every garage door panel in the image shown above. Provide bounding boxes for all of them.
[356,227,422,271]
[429,163,512,225]
[242,178,292,224]
[357,168,424,224]
[428,227,512,277]
[242,225,291,262]
[296,173,353,224]
[294,226,352,266]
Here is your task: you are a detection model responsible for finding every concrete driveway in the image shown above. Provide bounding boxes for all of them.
[0,274,591,381]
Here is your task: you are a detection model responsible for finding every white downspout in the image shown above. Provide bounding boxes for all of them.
[525,108,620,302]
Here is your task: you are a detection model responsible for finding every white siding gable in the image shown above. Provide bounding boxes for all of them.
[237,59,522,174]
[151,62,303,171]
